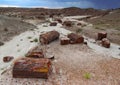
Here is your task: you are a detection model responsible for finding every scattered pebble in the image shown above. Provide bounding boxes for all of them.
[0,41,4,46]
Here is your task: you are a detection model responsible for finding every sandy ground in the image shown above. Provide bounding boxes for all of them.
[0,16,120,85]
[0,41,120,85]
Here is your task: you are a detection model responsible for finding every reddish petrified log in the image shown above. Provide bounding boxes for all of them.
[60,37,70,45]
[77,23,82,26]
[13,58,52,79]
[63,21,72,27]
[57,19,62,23]
[102,38,110,48]
[26,51,44,58]
[40,31,60,44]
[67,33,84,44]
[50,22,57,26]
[97,32,107,40]
[3,56,14,62]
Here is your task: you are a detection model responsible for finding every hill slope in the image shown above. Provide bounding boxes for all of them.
[0,15,36,42]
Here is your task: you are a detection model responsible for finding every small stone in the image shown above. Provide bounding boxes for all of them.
[50,22,57,26]
[3,56,14,62]
[0,41,4,46]
[48,56,55,60]
[84,42,87,45]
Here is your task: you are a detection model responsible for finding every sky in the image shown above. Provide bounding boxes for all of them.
[0,0,120,9]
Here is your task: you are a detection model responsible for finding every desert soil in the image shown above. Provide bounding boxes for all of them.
[0,15,120,85]
[0,41,120,85]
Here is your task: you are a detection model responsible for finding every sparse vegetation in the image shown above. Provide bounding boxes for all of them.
[4,28,8,32]
[28,36,32,39]
[76,29,82,33]
[84,72,91,79]
[33,38,38,42]
[43,25,48,27]
[30,38,38,43]
[30,28,34,31]
[17,44,19,46]
[20,39,23,41]
[115,27,120,31]
[17,49,21,52]
[94,25,105,30]
[0,41,4,46]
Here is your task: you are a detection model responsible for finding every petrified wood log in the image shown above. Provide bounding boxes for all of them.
[102,38,110,48]
[13,58,52,79]
[40,31,60,44]
[63,21,72,27]
[57,19,62,23]
[97,32,107,40]
[50,22,57,26]
[67,33,84,44]
[77,23,82,26]
[26,51,44,58]
[60,37,70,45]
[26,47,44,58]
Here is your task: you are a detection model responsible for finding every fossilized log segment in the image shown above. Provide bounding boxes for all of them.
[102,38,110,48]
[63,21,72,27]
[26,51,44,58]
[40,31,60,44]
[50,22,57,26]
[68,33,84,44]
[60,37,70,45]
[26,48,44,58]
[97,32,107,40]
[13,58,52,79]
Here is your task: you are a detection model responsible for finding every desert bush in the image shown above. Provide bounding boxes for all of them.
[84,73,91,79]
[33,38,38,42]
[115,27,120,31]
[43,25,48,27]
[4,28,8,32]
[76,29,82,33]
[30,38,38,43]
[28,36,32,39]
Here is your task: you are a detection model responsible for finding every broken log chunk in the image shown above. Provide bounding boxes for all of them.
[102,38,110,48]
[50,22,57,26]
[77,23,82,26]
[84,42,87,45]
[97,32,107,40]
[63,21,72,27]
[3,56,14,62]
[60,37,70,45]
[13,58,52,79]
[26,48,44,58]
[67,33,84,44]
[26,51,44,58]
[57,19,62,23]
[0,41,4,46]
[40,31,60,44]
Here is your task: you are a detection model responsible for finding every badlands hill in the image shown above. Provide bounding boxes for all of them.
[0,7,109,19]
[0,15,37,42]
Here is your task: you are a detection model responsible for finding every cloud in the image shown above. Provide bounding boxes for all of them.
[52,1,95,8]
[0,0,95,8]
[0,4,20,7]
